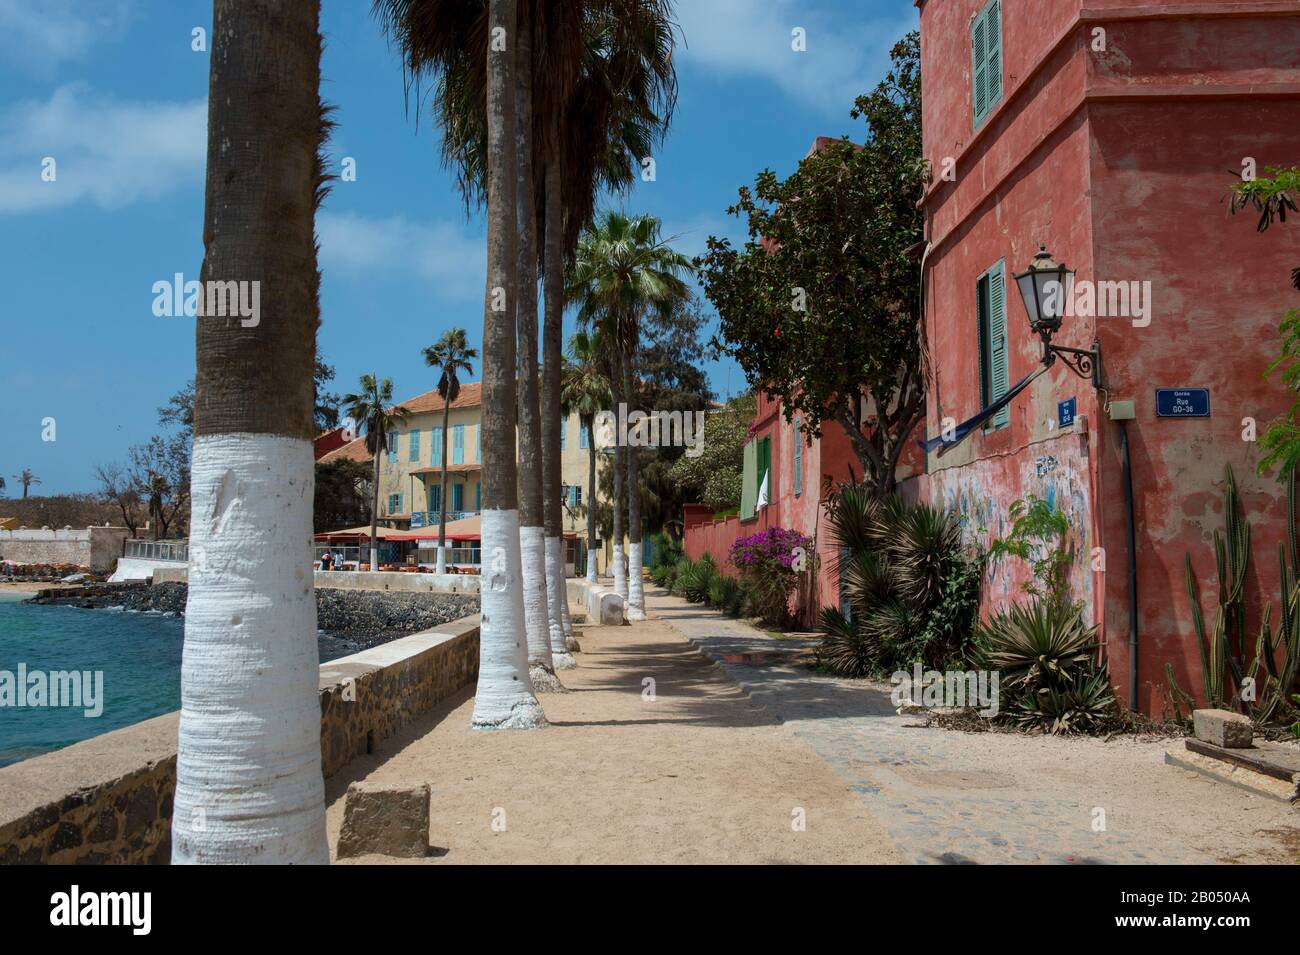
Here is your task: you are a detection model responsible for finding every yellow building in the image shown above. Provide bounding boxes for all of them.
[319,381,606,553]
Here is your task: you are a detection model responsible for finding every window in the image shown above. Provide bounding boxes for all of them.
[793,417,803,497]
[431,427,443,466]
[408,429,420,462]
[474,424,480,463]
[569,485,581,508]
[474,482,481,512]
[452,424,465,465]
[978,259,1010,430]
[580,420,590,449]
[757,435,772,505]
[559,415,566,450]
[388,493,402,514]
[428,485,441,513]
[972,0,1003,127]
[387,431,397,463]
[452,483,463,513]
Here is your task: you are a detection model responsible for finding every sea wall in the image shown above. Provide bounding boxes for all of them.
[153,566,482,595]
[29,582,480,647]
[0,615,481,864]
[0,527,128,573]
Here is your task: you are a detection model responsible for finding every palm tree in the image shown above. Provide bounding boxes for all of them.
[374,0,680,645]
[561,330,612,582]
[540,0,680,646]
[567,211,693,620]
[422,328,477,574]
[342,374,410,571]
[374,0,544,729]
[13,469,40,499]
[513,1,562,685]
[172,0,330,864]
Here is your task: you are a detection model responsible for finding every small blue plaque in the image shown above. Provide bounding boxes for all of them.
[1058,397,1076,429]
[1155,388,1210,418]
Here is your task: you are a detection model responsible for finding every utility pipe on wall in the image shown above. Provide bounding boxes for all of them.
[1118,418,1139,711]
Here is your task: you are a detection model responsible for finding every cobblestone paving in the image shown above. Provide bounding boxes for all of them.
[649,591,1230,865]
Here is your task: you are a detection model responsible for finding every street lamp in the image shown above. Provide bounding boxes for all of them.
[1013,243,1102,389]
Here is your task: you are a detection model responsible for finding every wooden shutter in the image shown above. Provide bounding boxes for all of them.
[989,261,1010,429]
[740,438,758,520]
[431,427,442,465]
[972,13,988,123]
[986,1,1002,108]
[793,418,803,497]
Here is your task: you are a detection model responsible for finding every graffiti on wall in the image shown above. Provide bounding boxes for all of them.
[928,436,1094,623]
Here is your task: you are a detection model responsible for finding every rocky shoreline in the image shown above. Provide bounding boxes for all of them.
[27,582,480,650]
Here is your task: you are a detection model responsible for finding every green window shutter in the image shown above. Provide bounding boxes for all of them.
[452,483,463,512]
[475,482,481,511]
[409,429,420,462]
[452,425,464,464]
[560,416,567,450]
[988,260,1010,429]
[740,438,758,520]
[793,418,803,497]
[431,427,442,465]
[986,1,1003,109]
[972,13,988,123]
[429,484,441,512]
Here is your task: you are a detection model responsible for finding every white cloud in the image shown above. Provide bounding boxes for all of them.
[675,0,917,113]
[0,0,134,70]
[0,84,206,213]
[317,210,485,301]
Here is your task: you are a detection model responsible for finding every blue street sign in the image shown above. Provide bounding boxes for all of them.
[1155,388,1210,418]
[1058,397,1076,429]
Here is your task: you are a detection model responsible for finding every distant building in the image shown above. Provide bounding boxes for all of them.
[321,381,609,569]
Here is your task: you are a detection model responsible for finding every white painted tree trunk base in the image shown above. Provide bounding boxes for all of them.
[519,524,553,672]
[173,433,328,865]
[612,545,627,599]
[627,542,646,621]
[435,546,447,575]
[472,509,547,730]
[529,663,567,693]
[543,535,566,660]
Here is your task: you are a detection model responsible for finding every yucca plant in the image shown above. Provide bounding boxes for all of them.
[707,574,730,608]
[886,503,964,607]
[977,601,1100,693]
[680,557,717,604]
[720,577,744,617]
[817,607,878,677]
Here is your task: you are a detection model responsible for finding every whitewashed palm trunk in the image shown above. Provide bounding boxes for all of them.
[173,434,327,863]
[520,523,560,689]
[546,535,576,665]
[475,510,546,727]
[435,546,447,575]
[627,541,645,621]
[612,544,627,598]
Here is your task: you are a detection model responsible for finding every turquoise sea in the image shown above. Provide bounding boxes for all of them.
[0,591,359,768]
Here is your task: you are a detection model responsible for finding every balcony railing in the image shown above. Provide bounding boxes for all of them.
[124,539,189,562]
[408,510,476,529]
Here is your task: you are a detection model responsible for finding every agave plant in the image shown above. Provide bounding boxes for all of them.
[680,558,717,604]
[817,607,878,677]
[1014,668,1116,734]
[977,601,1100,692]
[707,574,730,608]
[840,548,895,614]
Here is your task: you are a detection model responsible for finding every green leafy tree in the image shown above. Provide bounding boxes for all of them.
[670,392,756,511]
[1230,166,1300,476]
[697,32,924,494]
[560,330,612,578]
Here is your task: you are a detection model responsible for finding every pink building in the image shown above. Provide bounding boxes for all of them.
[916,0,1300,713]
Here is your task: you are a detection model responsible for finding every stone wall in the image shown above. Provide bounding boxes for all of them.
[0,526,129,572]
[0,616,480,864]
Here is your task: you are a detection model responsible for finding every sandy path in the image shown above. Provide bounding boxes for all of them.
[326,611,902,864]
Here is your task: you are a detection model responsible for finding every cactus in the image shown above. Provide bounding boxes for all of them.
[1178,465,1300,723]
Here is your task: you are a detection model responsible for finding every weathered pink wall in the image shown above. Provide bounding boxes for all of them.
[918,0,1300,712]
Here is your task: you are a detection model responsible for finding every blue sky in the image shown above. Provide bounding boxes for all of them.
[0,0,917,495]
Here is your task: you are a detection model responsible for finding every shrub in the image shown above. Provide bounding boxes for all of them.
[647,531,683,572]
[817,607,877,677]
[976,600,1115,734]
[707,575,730,608]
[679,555,717,603]
[720,577,744,616]
[821,487,980,673]
[728,526,813,626]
